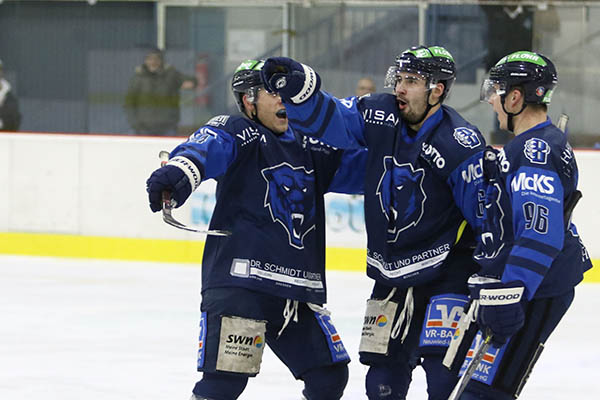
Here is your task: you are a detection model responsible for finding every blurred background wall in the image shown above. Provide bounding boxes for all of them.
[0,0,599,145]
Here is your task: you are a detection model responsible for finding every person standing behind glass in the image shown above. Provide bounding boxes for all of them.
[355,77,376,97]
[124,48,197,136]
[0,58,21,132]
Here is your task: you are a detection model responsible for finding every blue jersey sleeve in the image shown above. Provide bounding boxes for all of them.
[447,151,485,233]
[285,91,367,149]
[503,166,564,299]
[170,126,237,181]
[328,148,367,195]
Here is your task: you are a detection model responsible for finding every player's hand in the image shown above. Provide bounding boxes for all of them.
[146,156,201,212]
[469,276,526,346]
[261,57,321,104]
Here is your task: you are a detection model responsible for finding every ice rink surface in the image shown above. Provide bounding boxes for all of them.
[1,255,598,400]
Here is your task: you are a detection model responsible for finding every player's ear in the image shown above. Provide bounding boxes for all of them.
[431,82,444,103]
[243,94,255,115]
[510,87,523,105]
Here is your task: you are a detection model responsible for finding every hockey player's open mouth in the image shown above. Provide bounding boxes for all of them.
[291,213,304,239]
[397,98,408,111]
[276,109,287,119]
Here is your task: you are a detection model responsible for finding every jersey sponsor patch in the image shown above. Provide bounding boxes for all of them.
[453,127,481,149]
[229,258,324,289]
[459,330,509,385]
[197,311,207,369]
[510,171,555,195]
[315,312,350,362]
[376,157,426,243]
[359,298,399,354]
[206,115,230,127]
[362,108,399,127]
[216,316,266,374]
[261,163,316,250]
[419,294,468,348]
[524,138,550,164]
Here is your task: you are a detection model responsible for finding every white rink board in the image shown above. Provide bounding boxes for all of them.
[0,132,598,255]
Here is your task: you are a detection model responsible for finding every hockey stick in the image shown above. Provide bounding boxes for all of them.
[557,113,569,133]
[158,151,231,236]
[447,328,494,400]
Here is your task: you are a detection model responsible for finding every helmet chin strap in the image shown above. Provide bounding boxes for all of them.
[410,89,439,127]
[500,96,527,132]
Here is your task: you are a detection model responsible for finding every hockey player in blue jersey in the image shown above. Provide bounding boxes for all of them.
[450,51,593,399]
[145,60,366,400]
[261,47,487,399]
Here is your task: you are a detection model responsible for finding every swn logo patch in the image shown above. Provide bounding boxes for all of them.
[262,163,316,249]
[364,314,388,327]
[226,334,264,348]
[376,157,426,242]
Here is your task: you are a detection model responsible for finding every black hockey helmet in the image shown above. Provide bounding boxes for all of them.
[231,59,265,113]
[480,51,558,105]
[385,45,456,101]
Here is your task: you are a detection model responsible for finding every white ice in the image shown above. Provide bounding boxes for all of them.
[0,255,598,399]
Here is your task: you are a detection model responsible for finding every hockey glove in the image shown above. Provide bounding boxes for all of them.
[261,57,321,104]
[146,156,201,212]
[469,277,526,347]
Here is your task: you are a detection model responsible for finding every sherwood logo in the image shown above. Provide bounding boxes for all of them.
[511,172,554,194]
[480,287,524,306]
[480,293,521,301]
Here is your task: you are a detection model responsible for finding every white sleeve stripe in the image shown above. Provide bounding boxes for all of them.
[290,64,317,104]
[167,156,202,192]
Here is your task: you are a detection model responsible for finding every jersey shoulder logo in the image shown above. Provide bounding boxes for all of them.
[453,127,481,149]
[376,157,426,242]
[189,127,218,144]
[206,115,230,127]
[524,138,550,164]
[261,163,316,249]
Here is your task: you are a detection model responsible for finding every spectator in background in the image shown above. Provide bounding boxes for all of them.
[355,77,376,97]
[124,48,197,136]
[0,58,21,132]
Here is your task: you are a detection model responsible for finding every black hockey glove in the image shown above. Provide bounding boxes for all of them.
[261,57,321,104]
[469,276,526,347]
[146,156,201,212]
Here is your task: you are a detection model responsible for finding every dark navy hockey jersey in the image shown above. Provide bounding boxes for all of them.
[169,114,366,303]
[285,91,486,288]
[474,118,592,300]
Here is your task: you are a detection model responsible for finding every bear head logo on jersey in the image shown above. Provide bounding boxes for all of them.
[261,163,316,249]
[376,157,426,242]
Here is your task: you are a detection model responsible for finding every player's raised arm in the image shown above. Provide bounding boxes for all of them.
[262,57,367,149]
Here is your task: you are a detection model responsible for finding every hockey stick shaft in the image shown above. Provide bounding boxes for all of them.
[158,151,231,236]
[447,329,493,400]
[557,113,569,133]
